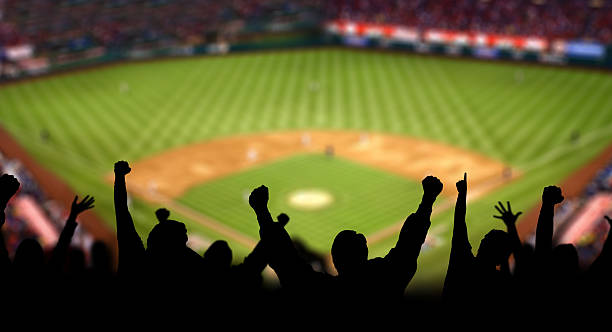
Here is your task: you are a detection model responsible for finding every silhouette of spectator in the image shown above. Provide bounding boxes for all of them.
[202,212,290,303]
[443,173,513,306]
[155,208,170,222]
[113,161,146,277]
[535,186,565,260]
[114,161,205,305]
[249,175,442,307]
[493,201,529,273]
[49,195,95,274]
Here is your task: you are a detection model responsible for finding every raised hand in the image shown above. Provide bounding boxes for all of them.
[69,195,95,219]
[0,174,20,207]
[114,160,131,176]
[542,186,564,205]
[249,185,269,211]
[422,175,443,200]
[456,173,467,194]
[277,213,290,227]
[494,201,522,226]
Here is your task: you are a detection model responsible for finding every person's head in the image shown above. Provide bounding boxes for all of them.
[331,230,368,275]
[13,238,44,272]
[90,241,112,274]
[203,240,232,270]
[147,219,188,254]
[551,243,579,277]
[155,208,170,223]
[476,230,512,266]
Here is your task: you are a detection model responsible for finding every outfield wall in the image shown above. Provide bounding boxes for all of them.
[325,20,612,69]
[2,21,612,82]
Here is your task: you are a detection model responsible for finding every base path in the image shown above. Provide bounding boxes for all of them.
[126,130,517,200]
[120,130,518,248]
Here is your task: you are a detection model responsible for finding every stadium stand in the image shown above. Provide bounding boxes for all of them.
[0,151,93,257]
[324,0,612,43]
[1,0,612,80]
[552,158,612,268]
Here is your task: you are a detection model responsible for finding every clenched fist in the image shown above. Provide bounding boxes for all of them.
[114,161,131,176]
[277,213,290,227]
[422,176,443,200]
[249,185,269,211]
[542,186,564,205]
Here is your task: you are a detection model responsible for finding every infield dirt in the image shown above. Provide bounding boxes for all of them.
[124,130,516,200]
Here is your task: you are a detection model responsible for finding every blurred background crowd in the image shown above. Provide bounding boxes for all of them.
[0,0,610,56]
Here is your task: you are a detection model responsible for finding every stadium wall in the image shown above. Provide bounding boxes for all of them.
[3,20,612,82]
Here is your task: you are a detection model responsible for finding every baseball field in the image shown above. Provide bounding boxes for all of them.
[1,48,612,289]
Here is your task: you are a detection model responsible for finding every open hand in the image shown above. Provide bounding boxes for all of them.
[422,176,443,199]
[69,195,95,219]
[542,186,564,205]
[493,201,522,226]
[249,185,269,211]
[114,161,131,176]
[456,173,467,194]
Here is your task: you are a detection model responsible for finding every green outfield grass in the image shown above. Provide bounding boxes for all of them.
[1,49,612,290]
[179,154,425,253]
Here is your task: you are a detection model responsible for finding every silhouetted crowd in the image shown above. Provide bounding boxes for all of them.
[1,161,611,319]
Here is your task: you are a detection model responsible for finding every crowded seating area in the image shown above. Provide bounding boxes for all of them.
[1,159,611,317]
[0,152,92,258]
[1,0,610,55]
[326,0,612,43]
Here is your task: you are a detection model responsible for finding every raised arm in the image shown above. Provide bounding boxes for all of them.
[249,186,311,286]
[393,176,443,260]
[535,186,564,259]
[0,174,20,272]
[249,186,275,229]
[451,173,470,254]
[494,201,523,266]
[240,213,290,276]
[443,173,474,298]
[49,195,95,272]
[113,161,145,275]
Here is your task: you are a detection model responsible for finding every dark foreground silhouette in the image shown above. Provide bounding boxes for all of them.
[1,160,611,320]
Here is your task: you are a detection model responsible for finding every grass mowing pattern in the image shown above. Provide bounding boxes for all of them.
[179,154,424,253]
[1,49,612,288]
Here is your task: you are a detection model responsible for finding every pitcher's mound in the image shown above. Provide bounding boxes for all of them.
[288,189,334,211]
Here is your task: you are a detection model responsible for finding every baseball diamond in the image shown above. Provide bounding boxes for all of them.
[1,49,612,289]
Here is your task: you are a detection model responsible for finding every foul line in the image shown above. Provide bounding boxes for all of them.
[127,183,258,249]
